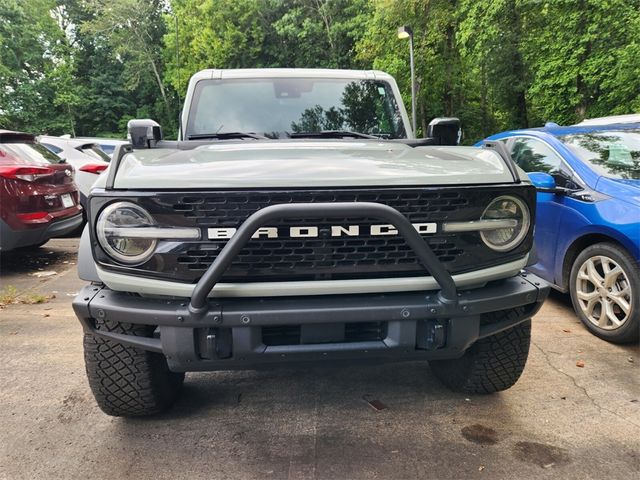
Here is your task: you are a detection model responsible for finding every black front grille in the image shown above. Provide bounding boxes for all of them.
[174,190,468,226]
[175,236,464,281]
[91,185,535,283]
[171,189,471,281]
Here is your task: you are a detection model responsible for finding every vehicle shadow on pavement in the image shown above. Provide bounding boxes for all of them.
[124,360,510,422]
[547,288,573,309]
[0,242,77,276]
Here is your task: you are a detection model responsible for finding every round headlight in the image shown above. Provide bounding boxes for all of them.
[480,196,530,252]
[96,202,157,264]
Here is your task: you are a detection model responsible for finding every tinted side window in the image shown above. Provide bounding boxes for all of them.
[510,138,562,174]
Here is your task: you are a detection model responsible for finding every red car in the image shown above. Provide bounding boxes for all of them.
[0,130,83,251]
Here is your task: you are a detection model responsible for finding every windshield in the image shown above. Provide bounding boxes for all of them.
[187,78,407,139]
[559,129,640,180]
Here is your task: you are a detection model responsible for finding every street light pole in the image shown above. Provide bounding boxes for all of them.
[398,25,417,136]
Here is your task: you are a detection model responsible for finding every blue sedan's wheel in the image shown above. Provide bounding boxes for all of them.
[570,243,639,343]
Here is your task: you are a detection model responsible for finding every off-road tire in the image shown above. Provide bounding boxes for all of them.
[569,242,639,343]
[83,320,184,417]
[430,319,531,394]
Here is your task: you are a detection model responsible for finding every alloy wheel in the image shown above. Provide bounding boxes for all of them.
[575,255,632,330]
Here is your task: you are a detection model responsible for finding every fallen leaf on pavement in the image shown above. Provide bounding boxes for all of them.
[30,271,57,278]
[363,394,388,411]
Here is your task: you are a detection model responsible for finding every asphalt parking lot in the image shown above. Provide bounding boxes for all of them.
[0,238,638,480]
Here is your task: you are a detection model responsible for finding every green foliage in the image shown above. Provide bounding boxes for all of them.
[0,0,77,133]
[518,0,640,126]
[164,0,371,97]
[1,0,639,143]
[81,0,178,135]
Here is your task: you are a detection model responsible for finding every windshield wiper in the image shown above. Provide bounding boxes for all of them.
[288,130,381,140]
[187,132,268,140]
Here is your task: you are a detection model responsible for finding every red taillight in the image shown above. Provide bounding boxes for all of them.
[79,164,108,174]
[16,211,51,223]
[0,166,55,182]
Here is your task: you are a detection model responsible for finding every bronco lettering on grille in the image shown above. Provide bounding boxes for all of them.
[208,223,437,240]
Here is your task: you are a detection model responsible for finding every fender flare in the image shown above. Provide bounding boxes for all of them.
[77,225,100,282]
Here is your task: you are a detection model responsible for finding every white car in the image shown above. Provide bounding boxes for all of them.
[38,136,110,209]
[575,113,640,125]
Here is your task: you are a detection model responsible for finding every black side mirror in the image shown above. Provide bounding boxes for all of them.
[127,119,163,149]
[427,117,461,146]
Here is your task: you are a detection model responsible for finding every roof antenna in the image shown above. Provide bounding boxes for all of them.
[175,13,184,141]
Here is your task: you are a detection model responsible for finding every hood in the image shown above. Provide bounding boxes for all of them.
[596,176,640,207]
[101,140,515,190]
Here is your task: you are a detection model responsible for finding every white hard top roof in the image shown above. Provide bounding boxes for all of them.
[190,68,394,82]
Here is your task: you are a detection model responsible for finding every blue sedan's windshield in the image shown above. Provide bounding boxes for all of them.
[559,129,640,180]
[187,78,407,139]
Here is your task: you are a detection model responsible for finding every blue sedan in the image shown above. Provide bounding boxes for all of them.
[479,122,639,343]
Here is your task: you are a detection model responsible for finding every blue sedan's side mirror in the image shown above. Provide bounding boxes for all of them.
[527,172,570,195]
[528,172,556,189]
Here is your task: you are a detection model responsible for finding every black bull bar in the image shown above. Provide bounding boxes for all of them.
[189,202,459,312]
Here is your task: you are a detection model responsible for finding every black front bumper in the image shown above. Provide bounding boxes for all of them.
[73,273,549,372]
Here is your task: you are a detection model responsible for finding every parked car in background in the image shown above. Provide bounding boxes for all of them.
[576,113,640,126]
[39,136,110,210]
[75,137,128,159]
[479,122,639,343]
[0,130,82,251]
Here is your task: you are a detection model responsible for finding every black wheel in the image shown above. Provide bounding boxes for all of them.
[430,319,531,394]
[569,242,639,343]
[83,320,184,417]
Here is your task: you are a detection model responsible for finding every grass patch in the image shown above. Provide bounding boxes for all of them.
[20,293,52,304]
[0,285,19,306]
[0,285,53,307]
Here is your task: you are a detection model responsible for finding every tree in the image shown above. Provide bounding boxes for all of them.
[519,0,640,125]
[0,0,79,134]
[356,0,476,137]
[458,0,530,134]
[164,0,370,96]
[82,0,177,131]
